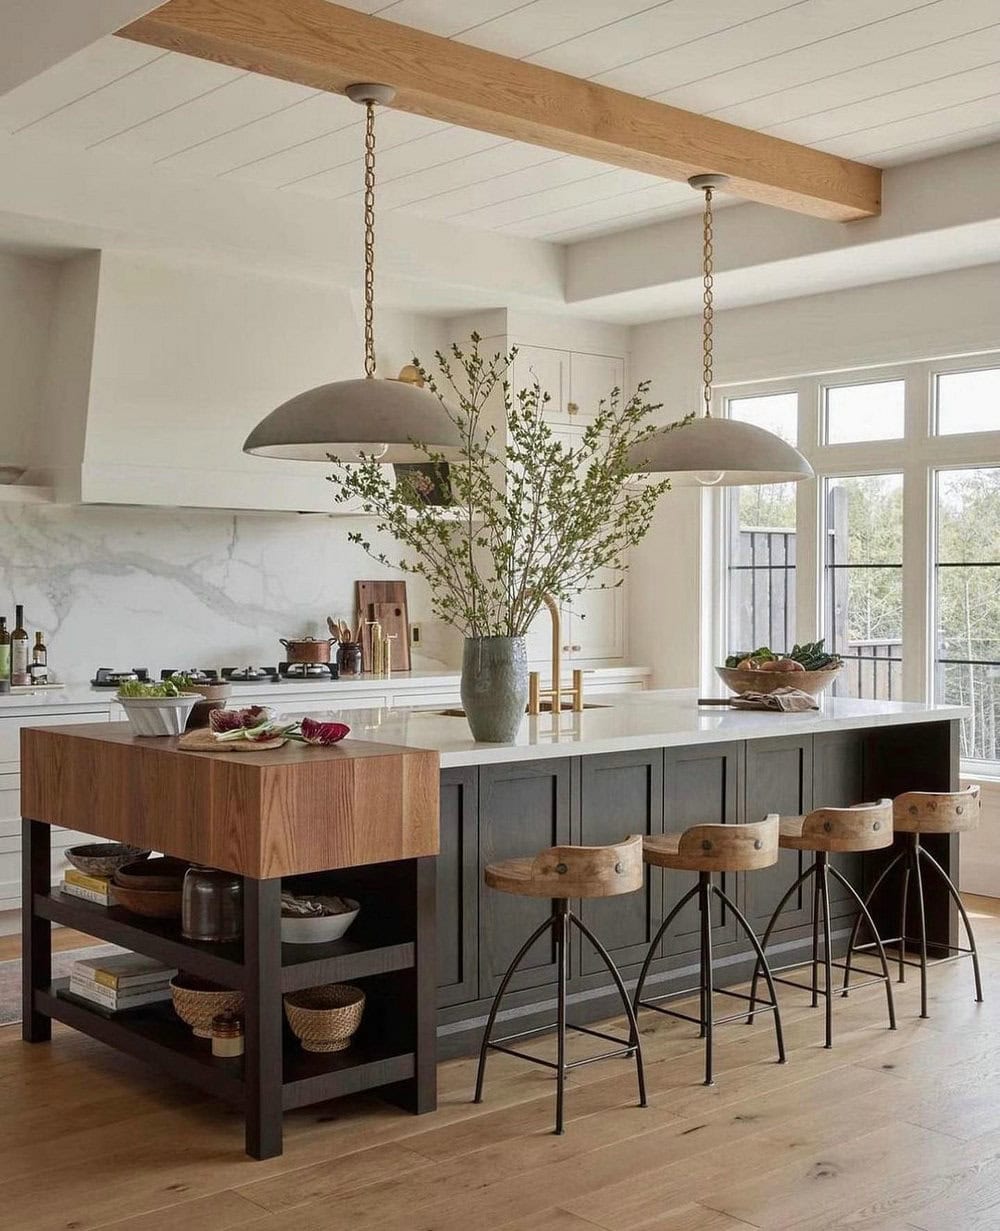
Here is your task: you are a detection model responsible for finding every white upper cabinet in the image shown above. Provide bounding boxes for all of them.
[511,344,565,416]
[510,343,625,425]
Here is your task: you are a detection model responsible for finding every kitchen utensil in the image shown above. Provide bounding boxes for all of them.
[182,866,243,942]
[715,665,842,697]
[177,729,288,752]
[279,636,335,663]
[280,896,360,944]
[66,843,151,877]
[170,975,244,1038]
[356,580,410,670]
[284,984,365,1052]
[114,856,189,891]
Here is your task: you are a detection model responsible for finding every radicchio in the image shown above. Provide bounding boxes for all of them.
[298,717,351,745]
[210,705,273,733]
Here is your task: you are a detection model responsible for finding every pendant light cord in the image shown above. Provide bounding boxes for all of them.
[701,185,714,418]
[363,99,377,379]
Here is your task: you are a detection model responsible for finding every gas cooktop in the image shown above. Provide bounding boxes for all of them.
[92,665,340,687]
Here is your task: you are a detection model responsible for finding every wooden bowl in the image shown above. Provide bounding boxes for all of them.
[715,665,842,697]
[284,984,365,1053]
[170,975,244,1038]
[109,882,182,919]
[66,843,151,878]
[113,856,189,891]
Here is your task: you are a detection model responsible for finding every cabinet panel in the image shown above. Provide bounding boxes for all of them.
[0,709,109,773]
[744,736,813,933]
[512,345,565,414]
[478,759,571,997]
[813,731,866,916]
[578,750,663,975]
[437,768,479,1008]
[567,352,625,423]
[663,743,741,952]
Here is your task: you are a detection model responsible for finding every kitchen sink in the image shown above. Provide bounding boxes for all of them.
[434,702,610,717]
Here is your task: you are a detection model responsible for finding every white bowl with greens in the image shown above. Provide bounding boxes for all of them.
[117,680,199,736]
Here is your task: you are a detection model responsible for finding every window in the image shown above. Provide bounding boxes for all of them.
[935,467,1000,767]
[824,380,905,444]
[725,393,798,655]
[825,475,903,700]
[936,367,1000,435]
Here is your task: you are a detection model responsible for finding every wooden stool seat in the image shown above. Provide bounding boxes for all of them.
[485,835,643,900]
[777,800,894,852]
[892,786,980,834]
[643,816,779,873]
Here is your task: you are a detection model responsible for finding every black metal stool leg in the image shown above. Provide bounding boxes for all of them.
[713,884,785,1065]
[917,842,984,1003]
[474,912,556,1104]
[912,837,929,1019]
[747,862,815,1024]
[699,873,715,1085]
[828,865,896,1032]
[899,843,912,984]
[818,853,834,1048]
[842,849,905,996]
[633,882,700,1013]
[570,913,648,1109]
[811,870,821,1008]
[554,902,569,1135]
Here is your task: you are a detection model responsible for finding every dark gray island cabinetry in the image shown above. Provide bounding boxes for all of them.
[433,716,960,1056]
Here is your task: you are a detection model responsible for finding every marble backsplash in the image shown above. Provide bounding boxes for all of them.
[0,504,458,683]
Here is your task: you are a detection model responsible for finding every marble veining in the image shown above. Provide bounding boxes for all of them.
[0,504,453,683]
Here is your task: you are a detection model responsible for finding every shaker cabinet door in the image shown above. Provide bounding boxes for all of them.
[478,759,572,998]
[437,768,480,1008]
[744,736,813,934]
[567,352,625,423]
[578,750,663,976]
[812,730,867,920]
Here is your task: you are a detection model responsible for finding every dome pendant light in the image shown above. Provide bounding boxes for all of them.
[628,174,812,487]
[244,84,462,463]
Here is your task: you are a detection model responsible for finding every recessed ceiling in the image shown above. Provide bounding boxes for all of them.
[1,0,998,244]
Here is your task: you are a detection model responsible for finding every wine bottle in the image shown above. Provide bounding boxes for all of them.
[10,605,29,686]
[30,631,48,684]
[0,617,9,681]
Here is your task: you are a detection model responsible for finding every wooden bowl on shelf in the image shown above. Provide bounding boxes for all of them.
[109,882,183,919]
[284,984,365,1053]
[113,856,189,891]
[170,975,244,1038]
[65,843,151,878]
[715,665,842,697]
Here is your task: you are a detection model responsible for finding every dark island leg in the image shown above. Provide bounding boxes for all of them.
[22,818,51,1043]
[244,877,283,1159]
[385,855,437,1114]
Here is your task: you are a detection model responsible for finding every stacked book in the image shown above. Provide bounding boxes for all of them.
[66,953,176,1015]
[61,868,112,905]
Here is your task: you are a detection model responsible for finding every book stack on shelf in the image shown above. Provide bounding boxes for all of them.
[62,868,112,905]
[64,953,177,1016]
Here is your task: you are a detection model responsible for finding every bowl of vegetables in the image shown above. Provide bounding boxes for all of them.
[716,641,843,697]
[117,679,200,736]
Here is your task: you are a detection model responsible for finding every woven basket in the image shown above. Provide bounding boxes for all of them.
[715,664,842,698]
[284,984,365,1053]
[170,976,244,1039]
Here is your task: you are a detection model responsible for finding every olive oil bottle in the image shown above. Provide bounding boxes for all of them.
[10,605,29,686]
[0,617,9,680]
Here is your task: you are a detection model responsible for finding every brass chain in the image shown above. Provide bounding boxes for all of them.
[701,185,714,417]
[363,99,377,379]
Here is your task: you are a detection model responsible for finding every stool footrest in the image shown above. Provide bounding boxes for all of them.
[484,1019,636,1073]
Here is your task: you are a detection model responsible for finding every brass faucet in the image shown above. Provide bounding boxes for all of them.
[528,593,584,715]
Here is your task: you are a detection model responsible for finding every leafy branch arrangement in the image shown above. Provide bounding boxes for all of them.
[329,334,688,639]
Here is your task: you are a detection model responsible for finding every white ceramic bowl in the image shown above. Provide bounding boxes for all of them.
[280,898,360,945]
[118,694,199,736]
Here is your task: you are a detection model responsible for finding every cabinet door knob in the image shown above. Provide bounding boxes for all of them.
[571,644,581,652]
[566,401,579,415]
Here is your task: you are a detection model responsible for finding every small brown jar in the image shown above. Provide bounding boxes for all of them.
[211,1012,244,1058]
[337,641,363,675]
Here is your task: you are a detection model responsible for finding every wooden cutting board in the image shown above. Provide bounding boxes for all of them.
[177,729,287,752]
[355,580,410,670]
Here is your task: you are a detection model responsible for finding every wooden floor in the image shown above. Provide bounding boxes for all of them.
[4,899,1000,1231]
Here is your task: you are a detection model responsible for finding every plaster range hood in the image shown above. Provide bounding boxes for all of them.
[33,250,371,513]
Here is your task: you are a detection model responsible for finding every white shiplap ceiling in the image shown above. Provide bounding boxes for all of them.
[1,0,998,244]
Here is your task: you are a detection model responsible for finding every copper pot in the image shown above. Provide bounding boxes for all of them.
[280,636,335,663]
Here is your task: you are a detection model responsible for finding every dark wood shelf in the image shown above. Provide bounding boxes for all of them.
[281,934,414,991]
[39,981,245,1106]
[282,1043,415,1110]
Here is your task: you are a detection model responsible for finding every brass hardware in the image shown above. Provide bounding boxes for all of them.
[395,364,424,387]
[526,595,586,715]
[567,401,579,416]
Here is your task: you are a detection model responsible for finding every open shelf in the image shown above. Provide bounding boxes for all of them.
[282,1042,415,1109]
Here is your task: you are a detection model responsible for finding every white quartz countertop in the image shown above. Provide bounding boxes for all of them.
[304,690,969,768]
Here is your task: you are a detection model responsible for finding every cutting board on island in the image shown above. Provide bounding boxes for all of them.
[355,580,411,671]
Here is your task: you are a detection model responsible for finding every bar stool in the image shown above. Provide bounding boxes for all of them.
[748,799,896,1048]
[633,816,785,1087]
[474,836,647,1135]
[843,786,983,1018]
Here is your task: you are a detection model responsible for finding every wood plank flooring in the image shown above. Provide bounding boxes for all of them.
[2,897,999,1231]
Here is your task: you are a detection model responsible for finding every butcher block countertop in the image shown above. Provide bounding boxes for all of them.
[20,724,440,878]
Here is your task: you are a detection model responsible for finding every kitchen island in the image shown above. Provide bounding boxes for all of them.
[21,691,967,1155]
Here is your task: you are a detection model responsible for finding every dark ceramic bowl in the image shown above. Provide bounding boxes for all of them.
[113,855,190,891]
[65,843,151,878]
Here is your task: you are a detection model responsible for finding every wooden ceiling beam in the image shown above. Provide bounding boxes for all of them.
[118,0,881,221]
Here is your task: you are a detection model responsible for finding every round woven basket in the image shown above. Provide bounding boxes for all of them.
[170,976,244,1039]
[284,984,365,1053]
